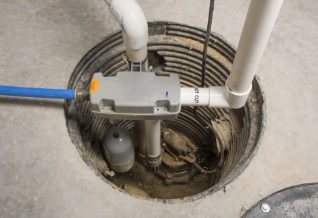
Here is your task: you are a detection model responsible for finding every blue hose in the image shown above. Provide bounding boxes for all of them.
[0,85,75,99]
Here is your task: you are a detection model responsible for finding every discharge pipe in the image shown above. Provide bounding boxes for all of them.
[104,0,148,62]
[180,0,283,108]
[224,0,284,108]
[180,87,229,108]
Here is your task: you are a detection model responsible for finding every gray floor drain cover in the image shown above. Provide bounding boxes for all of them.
[244,183,318,218]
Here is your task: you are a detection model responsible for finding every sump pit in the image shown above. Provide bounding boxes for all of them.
[65,22,265,202]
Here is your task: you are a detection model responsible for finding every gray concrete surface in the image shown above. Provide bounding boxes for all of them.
[0,0,317,217]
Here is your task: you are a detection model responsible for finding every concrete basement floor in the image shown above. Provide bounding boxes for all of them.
[1,0,318,217]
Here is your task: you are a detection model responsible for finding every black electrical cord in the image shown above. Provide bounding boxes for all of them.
[200,0,214,88]
[194,0,224,168]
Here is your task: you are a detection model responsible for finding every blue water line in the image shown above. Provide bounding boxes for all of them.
[0,85,75,99]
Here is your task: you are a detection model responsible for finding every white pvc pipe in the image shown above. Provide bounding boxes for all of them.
[180,88,210,106]
[225,0,283,108]
[208,87,230,108]
[144,120,161,156]
[180,87,229,108]
[135,120,146,157]
[104,0,148,62]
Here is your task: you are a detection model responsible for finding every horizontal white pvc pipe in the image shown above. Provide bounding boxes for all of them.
[180,87,229,108]
[225,0,283,108]
[180,88,210,106]
[104,0,148,62]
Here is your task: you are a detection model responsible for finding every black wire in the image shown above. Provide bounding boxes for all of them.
[194,0,224,168]
[200,0,214,88]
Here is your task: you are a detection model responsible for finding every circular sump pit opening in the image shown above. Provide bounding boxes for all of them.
[65,22,265,202]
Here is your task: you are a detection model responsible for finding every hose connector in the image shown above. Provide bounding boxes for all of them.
[75,88,89,101]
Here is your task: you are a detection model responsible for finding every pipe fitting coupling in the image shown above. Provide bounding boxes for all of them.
[75,88,89,101]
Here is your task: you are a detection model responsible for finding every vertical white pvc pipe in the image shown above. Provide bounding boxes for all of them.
[225,0,284,108]
[144,120,161,157]
[144,120,162,172]
[135,120,146,158]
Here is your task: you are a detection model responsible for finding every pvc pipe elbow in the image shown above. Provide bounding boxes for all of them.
[207,86,251,108]
[107,0,148,51]
[224,83,252,109]
[208,86,230,108]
